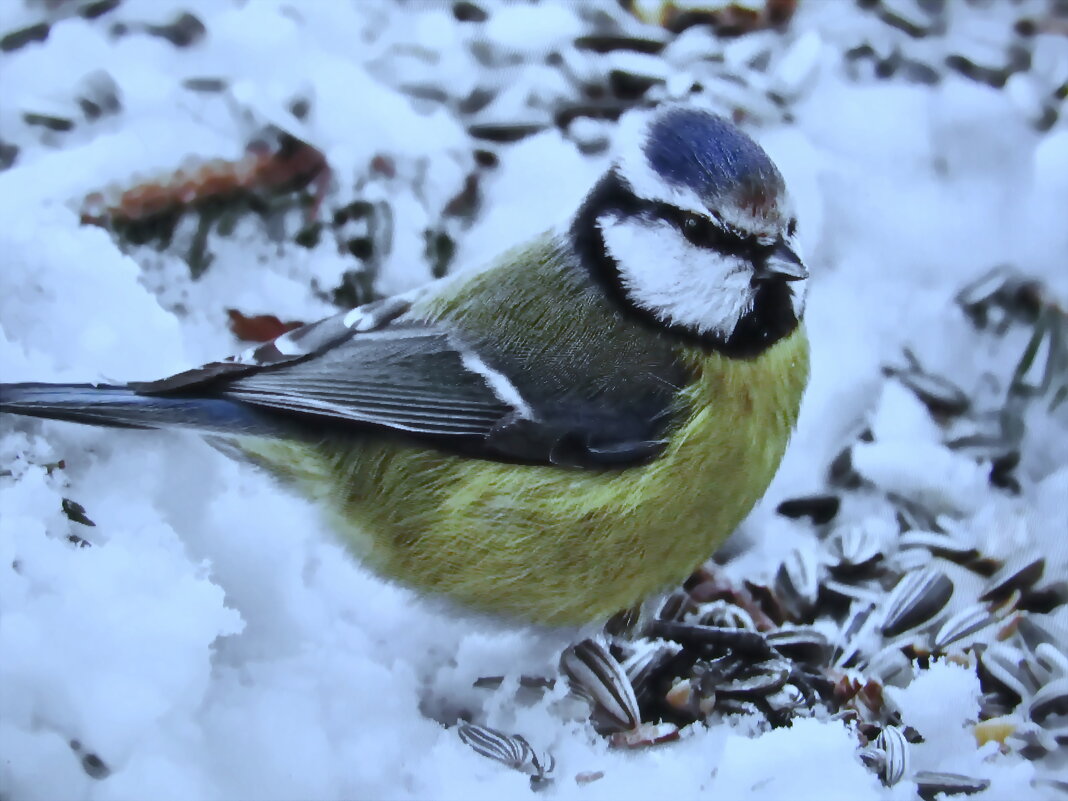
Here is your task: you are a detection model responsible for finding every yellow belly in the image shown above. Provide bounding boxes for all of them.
[243,328,808,626]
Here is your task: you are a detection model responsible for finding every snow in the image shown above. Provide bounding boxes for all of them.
[1,1,1066,800]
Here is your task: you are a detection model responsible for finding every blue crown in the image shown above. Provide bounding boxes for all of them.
[643,109,783,205]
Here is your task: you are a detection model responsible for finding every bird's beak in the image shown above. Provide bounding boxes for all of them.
[755,242,808,282]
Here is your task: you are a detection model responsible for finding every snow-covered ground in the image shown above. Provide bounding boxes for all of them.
[1,1,1066,799]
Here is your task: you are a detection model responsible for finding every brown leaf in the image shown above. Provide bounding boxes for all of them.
[226,309,304,343]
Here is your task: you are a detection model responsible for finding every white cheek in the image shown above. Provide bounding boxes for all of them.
[599,216,755,338]
[785,234,808,321]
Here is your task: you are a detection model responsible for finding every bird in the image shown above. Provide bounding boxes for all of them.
[0,105,809,627]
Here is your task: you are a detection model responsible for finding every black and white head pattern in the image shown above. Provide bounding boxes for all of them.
[573,106,808,359]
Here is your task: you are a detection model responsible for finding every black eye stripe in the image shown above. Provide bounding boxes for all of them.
[586,176,778,264]
[649,204,775,263]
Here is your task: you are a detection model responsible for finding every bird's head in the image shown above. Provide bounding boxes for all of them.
[572,106,807,359]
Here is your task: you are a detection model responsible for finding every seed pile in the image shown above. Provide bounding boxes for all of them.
[458,267,1066,793]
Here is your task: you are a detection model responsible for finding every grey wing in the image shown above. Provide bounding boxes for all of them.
[132,292,674,467]
[223,325,522,438]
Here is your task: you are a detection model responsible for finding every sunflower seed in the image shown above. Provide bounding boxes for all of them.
[980,555,1045,602]
[776,494,840,524]
[956,265,1015,318]
[621,638,680,697]
[898,530,978,562]
[893,370,970,417]
[890,493,944,533]
[776,547,822,620]
[876,725,910,786]
[692,600,756,630]
[0,22,50,54]
[573,35,668,56]
[649,621,774,659]
[656,589,697,623]
[457,723,554,779]
[864,646,913,687]
[69,740,110,780]
[560,639,640,732]
[945,427,1017,461]
[828,443,864,488]
[830,524,882,571]
[835,602,879,666]
[914,771,990,799]
[934,604,997,651]
[880,569,954,638]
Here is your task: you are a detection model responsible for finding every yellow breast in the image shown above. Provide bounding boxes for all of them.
[245,327,808,626]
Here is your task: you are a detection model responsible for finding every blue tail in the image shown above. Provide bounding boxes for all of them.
[0,382,273,435]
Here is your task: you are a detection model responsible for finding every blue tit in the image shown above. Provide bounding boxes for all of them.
[0,106,809,626]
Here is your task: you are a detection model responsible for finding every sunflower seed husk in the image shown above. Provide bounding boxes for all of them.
[622,638,681,702]
[560,639,640,732]
[710,658,792,697]
[823,579,882,604]
[1032,643,1068,682]
[715,698,761,717]
[876,725,910,786]
[1010,309,1064,400]
[934,604,997,651]
[892,369,971,417]
[828,444,863,488]
[830,524,882,572]
[890,493,944,533]
[978,644,1034,702]
[1028,677,1068,727]
[457,723,554,780]
[896,547,935,573]
[609,721,679,749]
[858,745,884,774]
[766,683,807,713]
[766,628,831,665]
[914,771,991,800]
[880,569,954,638]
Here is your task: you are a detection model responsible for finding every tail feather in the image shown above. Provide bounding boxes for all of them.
[0,382,272,435]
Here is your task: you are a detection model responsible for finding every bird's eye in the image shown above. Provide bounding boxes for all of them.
[681,213,717,248]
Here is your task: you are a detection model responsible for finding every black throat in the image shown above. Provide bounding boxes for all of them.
[570,171,800,360]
